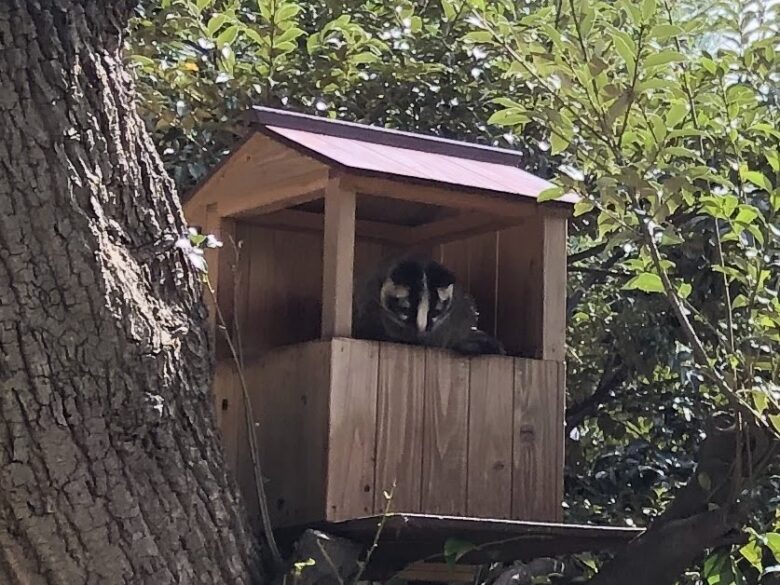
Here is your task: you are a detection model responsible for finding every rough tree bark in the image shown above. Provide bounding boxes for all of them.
[0,2,262,583]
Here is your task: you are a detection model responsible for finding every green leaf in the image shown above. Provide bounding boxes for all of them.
[487,108,528,127]
[551,131,570,155]
[677,282,692,299]
[274,3,301,23]
[537,186,565,202]
[665,101,688,127]
[410,16,423,32]
[207,14,229,36]
[641,0,657,20]
[352,52,380,64]
[574,200,594,217]
[645,50,686,67]
[275,27,305,44]
[217,25,240,46]
[464,30,494,43]
[751,390,769,414]
[698,472,712,491]
[624,273,664,294]
[766,533,780,559]
[649,24,684,40]
[740,169,772,191]
[443,538,476,567]
[740,541,763,571]
[610,30,636,76]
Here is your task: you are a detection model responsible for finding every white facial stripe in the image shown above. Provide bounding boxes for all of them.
[417,294,429,332]
[416,271,429,332]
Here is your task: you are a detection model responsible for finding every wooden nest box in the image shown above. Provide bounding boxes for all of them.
[184,107,578,531]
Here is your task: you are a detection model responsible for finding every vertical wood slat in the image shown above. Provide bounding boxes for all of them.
[247,342,331,527]
[375,343,426,513]
[541,214,568,361]
[326,339,379,521]
[422,348,469,515]
[467,356,514,518]
[321,178,356,338]
[512,358,564,521]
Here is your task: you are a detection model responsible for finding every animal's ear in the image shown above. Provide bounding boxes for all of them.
[428,261,456,287]
[437,284,454,302]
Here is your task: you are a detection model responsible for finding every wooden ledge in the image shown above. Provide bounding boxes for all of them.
[277,514,644,578]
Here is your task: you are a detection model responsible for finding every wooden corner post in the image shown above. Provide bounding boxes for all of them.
[321,177,357,339]
[540,211,567,362]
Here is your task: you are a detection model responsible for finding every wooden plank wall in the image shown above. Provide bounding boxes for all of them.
[230,211,557,360]
[326,341,564,524]
[220,342,563,529]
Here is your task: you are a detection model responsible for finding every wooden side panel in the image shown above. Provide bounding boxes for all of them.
[375,343,426,513]
[466,232,499,336]
[246,342,331,527]
[496,223,542,358]
[240,224,323,357]
[467,356,514,518]
[512,358,563,521]
[422,348,469,515]
[213,359,242,474]
[326,339,379,521]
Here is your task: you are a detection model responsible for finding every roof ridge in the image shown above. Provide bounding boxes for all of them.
[248,106,525,167]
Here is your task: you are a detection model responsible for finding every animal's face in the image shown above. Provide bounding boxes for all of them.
[380,260,455,334]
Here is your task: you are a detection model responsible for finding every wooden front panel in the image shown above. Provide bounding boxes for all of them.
[242,341,331,527]
[217,340,563,528]
[327,340,563,523]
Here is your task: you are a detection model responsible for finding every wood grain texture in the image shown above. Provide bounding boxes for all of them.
[512,358,563,521]
[374,343,426,513]
[246,341,331,527]
[422,348,469,515]
[466,232,499,336]
[187,133,328,213]
[327,339,379,521]
[496,224,542,358]
[213,360,241,475]
[322,178,356,338]
[467,356,514,518]
[239,224,322,357]
[340,175,537,218]
[541,214,567,361]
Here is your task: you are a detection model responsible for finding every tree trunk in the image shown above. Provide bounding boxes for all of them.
[0,2,261,583]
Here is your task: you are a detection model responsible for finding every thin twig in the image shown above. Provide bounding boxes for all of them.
[205,272,284,568]
[352,482,396,585]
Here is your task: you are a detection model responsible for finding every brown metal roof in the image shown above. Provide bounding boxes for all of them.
[248,107,578,205]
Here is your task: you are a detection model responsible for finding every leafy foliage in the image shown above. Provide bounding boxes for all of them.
[129,0,553,191]
[460,0,779,580]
